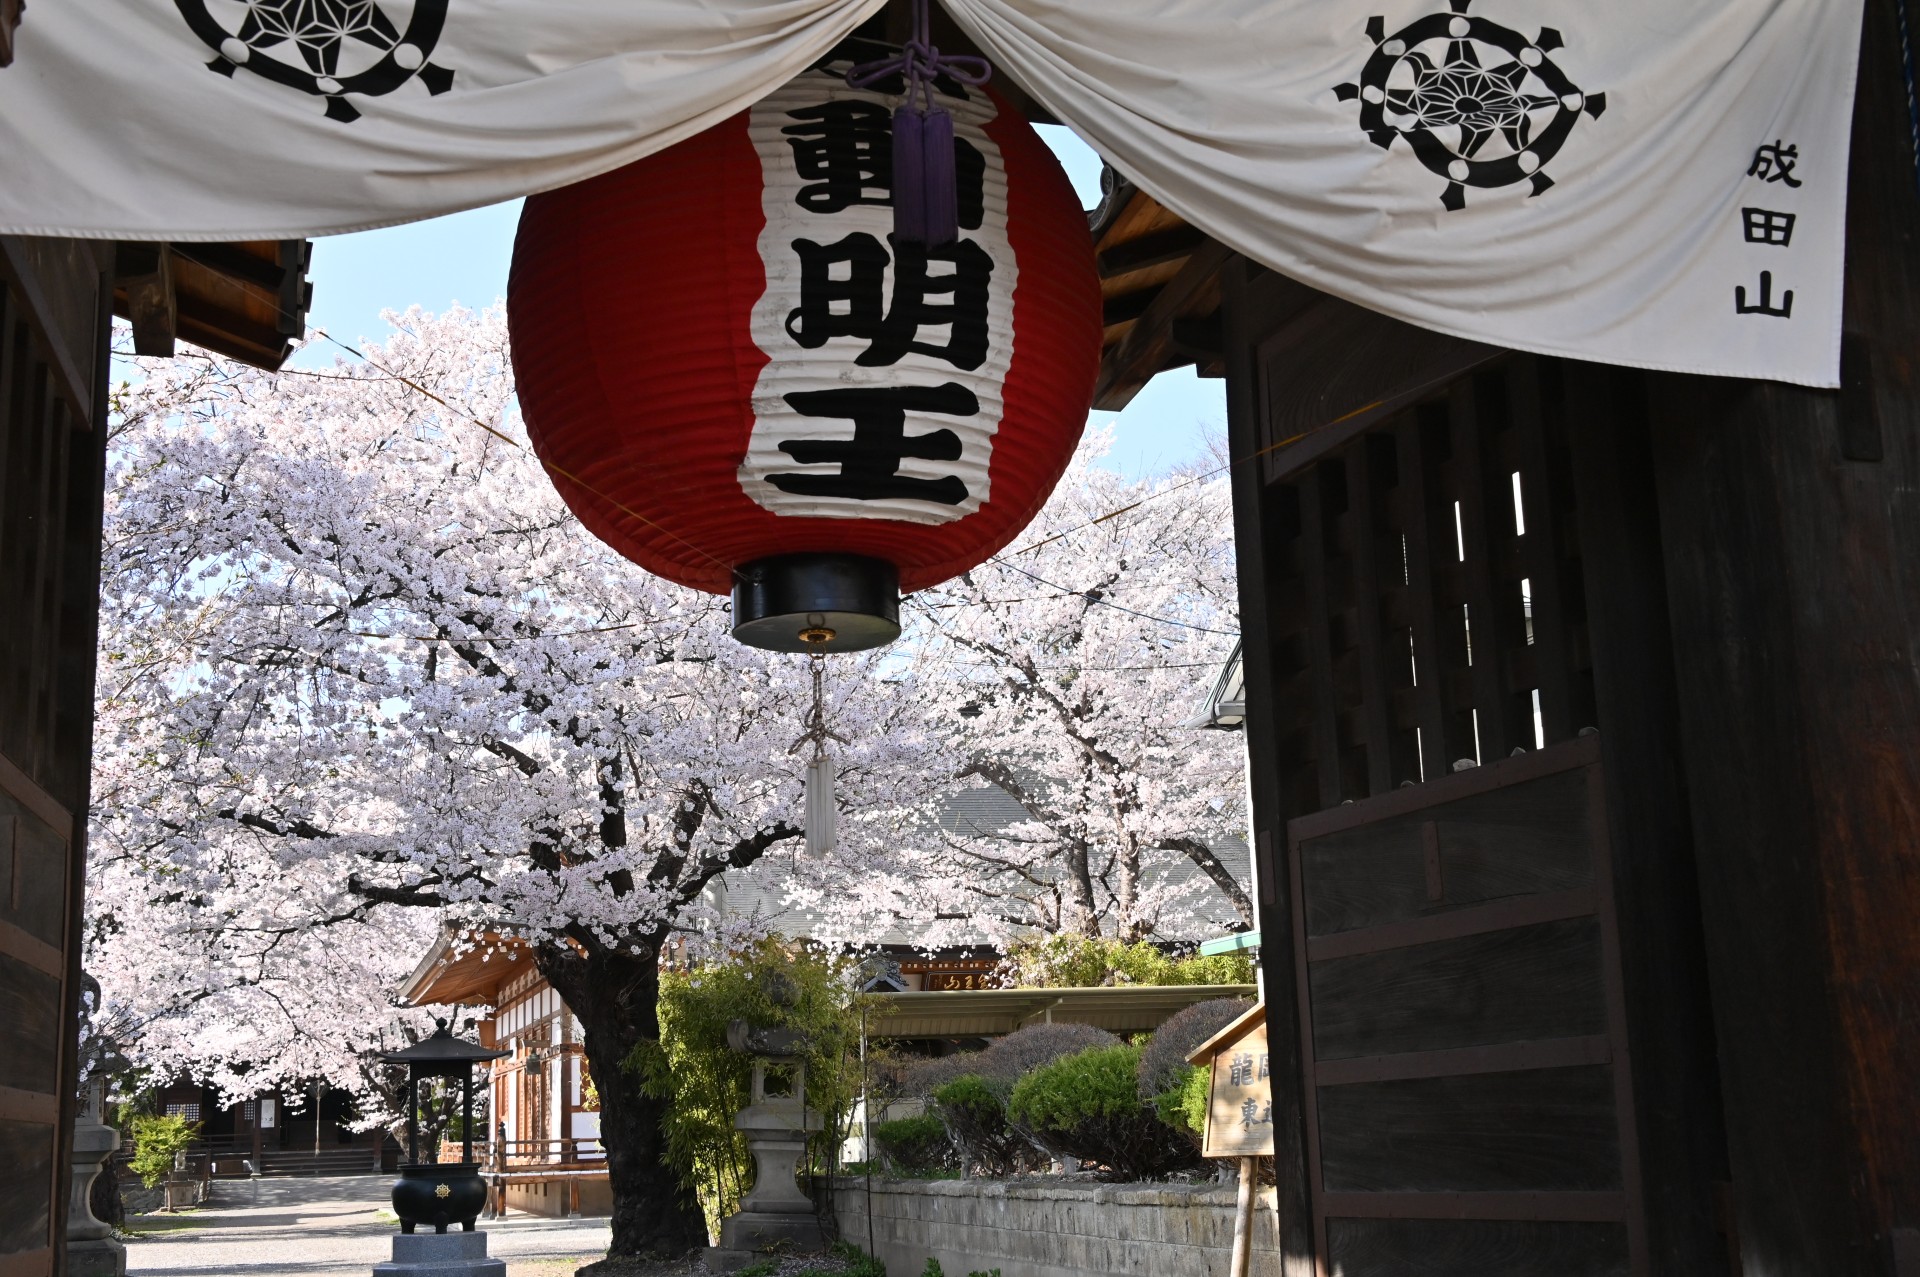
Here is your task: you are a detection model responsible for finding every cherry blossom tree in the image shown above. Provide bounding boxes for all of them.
[88,307,939,1254]
[788,441,1250,949]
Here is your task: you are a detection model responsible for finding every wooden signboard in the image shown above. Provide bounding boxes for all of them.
[1189,1003,1274,1158]
[900,957,997,991]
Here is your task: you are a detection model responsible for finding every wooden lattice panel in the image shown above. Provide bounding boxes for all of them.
[1260,356,1595,814]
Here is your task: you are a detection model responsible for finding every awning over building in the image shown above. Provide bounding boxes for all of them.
[863,983,1254,1040]
[397,929,531,1007]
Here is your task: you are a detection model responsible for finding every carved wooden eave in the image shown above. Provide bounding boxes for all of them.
[113,238,312,371]
[1088,174,1231,411]
[398,929,531,1007]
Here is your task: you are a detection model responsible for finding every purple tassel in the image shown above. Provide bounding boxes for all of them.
[892,105,959,247]
[847,0,990,249]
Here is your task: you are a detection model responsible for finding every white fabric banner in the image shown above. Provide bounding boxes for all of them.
[950,0,1863,387]
[0,0,1862,386]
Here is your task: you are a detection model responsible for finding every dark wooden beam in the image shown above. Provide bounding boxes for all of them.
[1563,359,1732,1276]
[1100,288,1157,328]
[1647,3,1920,1270]
[1093,239,1232,410]
[1097,223,1209,278]
[0,0,21,68]
[1221,257,1319,1277]
[113,242,177,359]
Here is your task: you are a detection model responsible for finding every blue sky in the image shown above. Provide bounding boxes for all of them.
[296,126,1225,481]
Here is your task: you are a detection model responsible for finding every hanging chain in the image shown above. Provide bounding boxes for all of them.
[791,639,849,760]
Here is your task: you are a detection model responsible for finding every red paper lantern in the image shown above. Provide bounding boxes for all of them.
[508,56,1100,652]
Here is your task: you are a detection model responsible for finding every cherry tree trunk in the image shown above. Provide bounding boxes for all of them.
[537,941,705,1258]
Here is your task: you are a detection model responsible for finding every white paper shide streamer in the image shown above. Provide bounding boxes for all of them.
[793,651,848,855]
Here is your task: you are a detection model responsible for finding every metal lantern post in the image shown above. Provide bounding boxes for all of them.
[378,1022,508,1235]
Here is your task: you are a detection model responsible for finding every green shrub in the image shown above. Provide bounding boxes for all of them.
[826,1241,887,1277]
[1008,1045,1199,1178]
[931,1074,1041,1176]
[627,938,869,1238]
[1137,997,1255,1107]
[129,1113,200,1189]
[872,1113,954,1175]
[1003,936,1254,989]
[735,1263,777,1277]
[1153,1063,1211,1139]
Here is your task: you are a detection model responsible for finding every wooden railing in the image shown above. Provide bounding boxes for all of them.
[440,1136,606,1168]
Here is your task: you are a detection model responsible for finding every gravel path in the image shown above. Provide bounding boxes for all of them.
[123,1175,612,1277]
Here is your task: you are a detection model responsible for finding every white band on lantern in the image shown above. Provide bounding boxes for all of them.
[741,63,1017,525]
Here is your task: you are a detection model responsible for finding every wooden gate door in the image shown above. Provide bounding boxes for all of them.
[1288,736,1644,1274]
[0,237,111,1276]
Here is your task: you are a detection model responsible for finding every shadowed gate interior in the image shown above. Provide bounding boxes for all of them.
[1240,344,1685,1273]
[1079,6,1919,1270]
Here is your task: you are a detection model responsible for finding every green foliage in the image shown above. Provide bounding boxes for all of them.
[1008,1045,1199,1178]
[872,1113,954,1175]
[931,1074,1039,1176]
[824,1240,887,1277]
[1009,1044,1143,1127]
[735,1264,777,1277]
[1003,936,1254,989]
[1153,1064,1211,1138]
[627,938,869,1238]
[921,1260,944,1277]
[129,1114,200,1189]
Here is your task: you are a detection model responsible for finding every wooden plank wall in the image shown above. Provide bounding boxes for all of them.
[0,237,111,1276]
[1288,738,1643,1274]
[1636,3,1920,1270]
[1223,270,1730,1275]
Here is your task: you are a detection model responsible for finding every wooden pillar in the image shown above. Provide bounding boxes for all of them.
[1222,259,1317,1277]
[1647,3,1920,1271]
[1563,361,1733,1275]
[0,235,111,1277]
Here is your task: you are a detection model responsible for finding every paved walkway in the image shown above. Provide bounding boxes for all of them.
[124,1175,611,1277]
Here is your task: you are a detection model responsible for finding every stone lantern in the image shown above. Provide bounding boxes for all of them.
[708,981,826,1271]
[371,1022,508,1277]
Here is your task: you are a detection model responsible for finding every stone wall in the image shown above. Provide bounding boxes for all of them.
[832,1177,1279,1277]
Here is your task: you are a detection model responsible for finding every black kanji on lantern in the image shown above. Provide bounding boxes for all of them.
[782,102,988,227]
[770,383,979,505]
[174,0,454,123]
[1333,0,1606,210]
[784,101,894,213]
[784,234,995,370]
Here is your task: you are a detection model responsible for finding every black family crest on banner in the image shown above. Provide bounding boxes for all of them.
[175,0,454,123]
[1335,0,1605,210]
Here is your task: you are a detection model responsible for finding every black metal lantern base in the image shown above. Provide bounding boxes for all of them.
[392,1162,488,1234]
[732,554,900,653]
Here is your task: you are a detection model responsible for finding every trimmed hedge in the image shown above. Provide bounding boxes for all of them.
[872,1113,955,1175]
[1154,1063,1211,1139]
[1136,997,1254,1104]
[1008,1045,1200,1178]
[931,1074,1044,1176]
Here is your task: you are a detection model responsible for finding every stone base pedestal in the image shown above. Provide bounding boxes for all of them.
[718,1208,826,1252]
[371,1230,505,1277]
[68,1237,126,1277]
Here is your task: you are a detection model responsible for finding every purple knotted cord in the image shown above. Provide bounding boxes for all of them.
[847,0,991,246]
